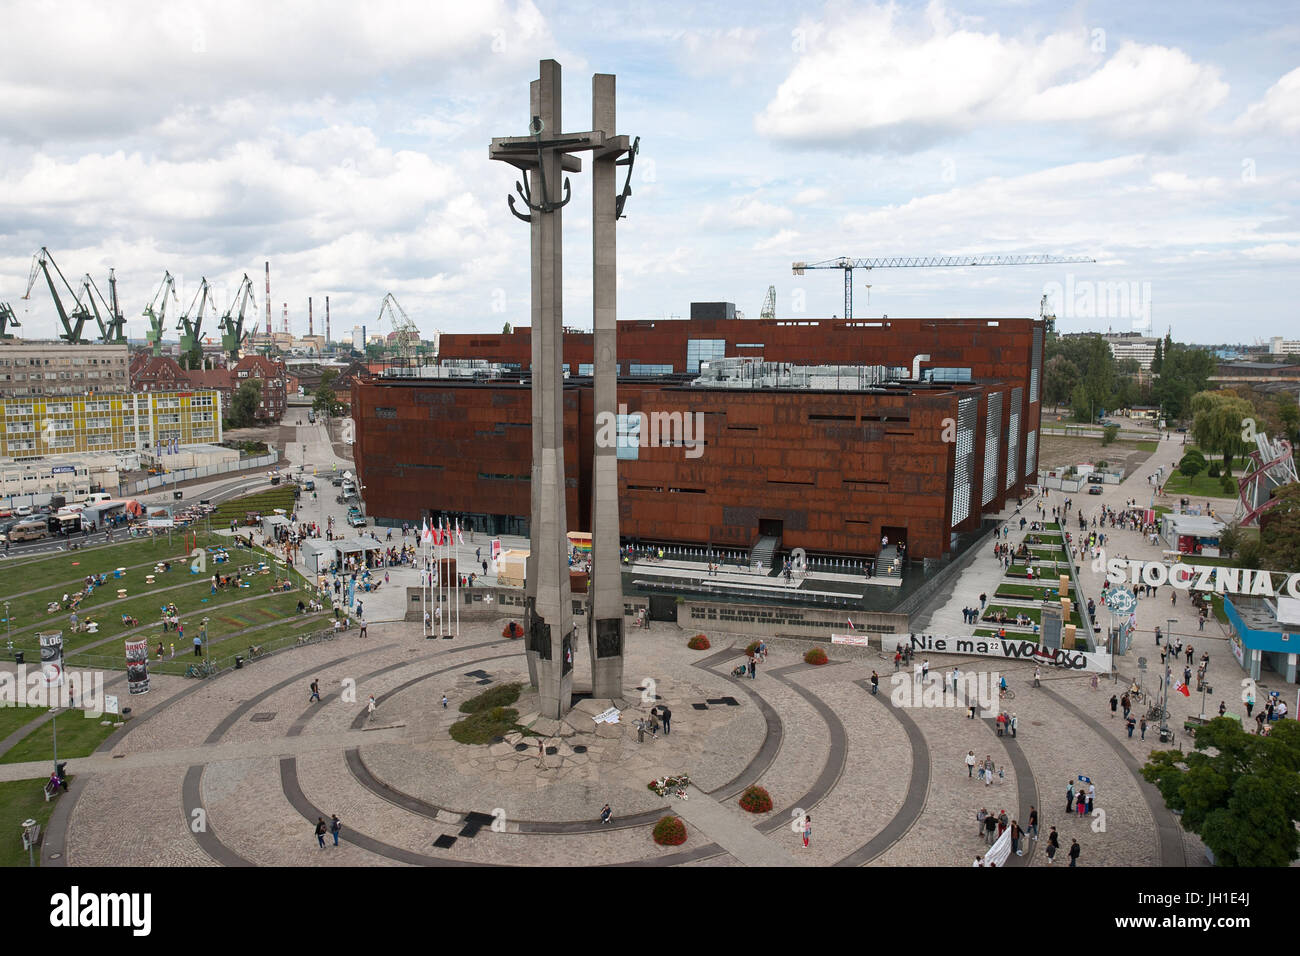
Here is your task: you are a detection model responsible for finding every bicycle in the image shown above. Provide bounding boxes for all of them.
[999,687,1015,701]
[320,628,336,642]
[185,659,217,679]
[247,644,269,662]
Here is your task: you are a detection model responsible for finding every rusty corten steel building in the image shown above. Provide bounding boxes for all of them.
[352,316,1045,560]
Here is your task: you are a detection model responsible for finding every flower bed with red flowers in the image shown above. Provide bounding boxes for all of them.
[653,815,688,846]
[502,621,523,639]
[738,785,773,814]
[687,634,711,650]
[804,647,829,666]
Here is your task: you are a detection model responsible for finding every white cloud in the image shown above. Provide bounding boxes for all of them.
[756,3,1227,151]
[793,187,829,204]
[752,229,801,252]
[1150,171,1225,193]
[1234,67,1300,135]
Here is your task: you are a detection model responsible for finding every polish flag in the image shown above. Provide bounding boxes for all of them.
[846,617,855,630]
[1174,682,1190,697]
[433,526,443,547]
[456,520,465,545]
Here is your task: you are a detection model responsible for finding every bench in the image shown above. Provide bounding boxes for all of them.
[22,823,41,850]
[43,778,60,801]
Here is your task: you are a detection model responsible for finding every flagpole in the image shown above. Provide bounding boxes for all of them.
[454,519,460,638]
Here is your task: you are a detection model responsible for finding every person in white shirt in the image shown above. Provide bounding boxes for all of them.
[966,750,977,777]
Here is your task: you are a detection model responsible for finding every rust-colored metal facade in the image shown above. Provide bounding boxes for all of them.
[353,316,1044,559]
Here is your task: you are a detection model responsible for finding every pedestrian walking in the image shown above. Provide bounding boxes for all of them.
[921,658,930,680]
[870,671,879,695]
[367,694,376,721]
[1046,827,1059,864]
[1010,713,1018,738]
[309,680,321,703]
[330,814,342,847]
[315,817,327,849]
[441,694,449,708]
[1245,694,1254,718]
[193,634,202,657]
[966,750,976,777]
[1126,715,1136,737]
[749,656,757,679]
[1140,716,1147,740]
[1033,665,1041,687]
[1066,780,1075,814]
[893,650,901,672]
[976,807,988,838]
[1011,820,1023,856]
[802,814,812,848]
[984,812,998,845]
[1109,694,1118,718]
[1069,839,1081,867]
[659,705,672,735]
[1218,701,1226,717]
[1186,644,1194,666]
[1027,806,1038,839]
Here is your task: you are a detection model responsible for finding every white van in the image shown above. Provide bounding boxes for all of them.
[83,493,111,507]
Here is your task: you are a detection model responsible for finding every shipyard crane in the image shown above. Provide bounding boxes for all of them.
[218,274,256,360]
[759,285,777,319]
[376,292,422,366]
[177,277,212,358]
[76,270,128,344]
[143,271,179,355]
[0,301,19,340]
[791,253,1097,320]
[22,247,93,343]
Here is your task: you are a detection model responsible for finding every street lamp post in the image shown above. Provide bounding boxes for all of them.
[1163,616,1177,739]
[21,819,38,867]
[4,601,10,650]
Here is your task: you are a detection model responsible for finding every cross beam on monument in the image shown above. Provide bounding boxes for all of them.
[490,59,637,720]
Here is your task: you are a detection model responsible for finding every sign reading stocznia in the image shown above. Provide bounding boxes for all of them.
[1105,559,1300,599]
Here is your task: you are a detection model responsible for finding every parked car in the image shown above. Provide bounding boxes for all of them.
[1088,485,1103,495]
[348,513,367,528]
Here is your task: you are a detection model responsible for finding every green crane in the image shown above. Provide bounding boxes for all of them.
[143,271,178,356]
[76,269,128,345]
[177,276,212,357]
[22,247,93,343]
[218,273,256,360]
[0,301,19,340]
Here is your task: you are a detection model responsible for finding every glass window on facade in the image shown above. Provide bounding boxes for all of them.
[686,339,726,373]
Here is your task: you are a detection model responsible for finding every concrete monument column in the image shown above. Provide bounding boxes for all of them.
[589,73,625,699]
[492,60,635,719]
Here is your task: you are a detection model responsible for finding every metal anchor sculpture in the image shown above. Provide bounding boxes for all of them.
[615,136,639,219]
[507,116,575,223]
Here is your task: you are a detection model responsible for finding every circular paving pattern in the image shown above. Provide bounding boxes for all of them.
[32,616,1199,867]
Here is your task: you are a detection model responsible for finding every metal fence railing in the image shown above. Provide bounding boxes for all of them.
[126,451,280,495]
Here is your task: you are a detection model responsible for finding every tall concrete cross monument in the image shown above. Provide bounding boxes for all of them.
[491,60,637,719]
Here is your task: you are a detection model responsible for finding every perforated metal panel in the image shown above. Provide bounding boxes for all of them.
[983,391,1002,506]
[952,396,977,527]
[1006,387,1022,490]
[1030,326,1043,404]
[1026,429,1038,480]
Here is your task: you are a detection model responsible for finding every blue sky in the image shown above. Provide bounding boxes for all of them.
[0,0,1296,345]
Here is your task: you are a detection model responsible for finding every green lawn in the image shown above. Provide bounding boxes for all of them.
[0,706,49,743]
[973,628,1038,642]
[1162,471,1237,498]
[0,779,58,867]
[983,604,1083,628]
[995,582,1078,601]
[0,709,118,764]
[1134,441,1159,452]
[211,488,298,525]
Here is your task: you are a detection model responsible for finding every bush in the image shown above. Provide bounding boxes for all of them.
[449,706,520,744]
[687,634,711,650]
[1101,424,1119,446]
[1220,474,1236,495]
[804,647,829,666]
[1207,463,1220,477]
[738,785,773,814]
[746,640,761,657]
[459,682,522,714]
[652,815,687,846]
[502,621,523,639]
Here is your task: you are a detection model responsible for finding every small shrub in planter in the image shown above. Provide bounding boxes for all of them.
[738,785,773,814]
[653,815,687,846]
[804,647,829,666]
[687,634,711,650]
[502,621,523,639]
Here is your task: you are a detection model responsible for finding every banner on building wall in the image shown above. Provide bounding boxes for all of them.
[38,633,64,687]
[491,539,502,562]
[886,632,1109,672]
[125,638,150,695]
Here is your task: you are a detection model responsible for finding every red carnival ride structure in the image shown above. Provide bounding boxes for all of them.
[1235,433,1299,526]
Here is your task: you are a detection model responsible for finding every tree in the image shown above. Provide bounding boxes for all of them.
[1258,483,1300,571]
[1102,423,1119,445]
[502,322,512,334]
[312,369,344,419]
[1043,355,1080,407]
[183,343,203,371]
[1216,522,1242,559]
[1178,449,1206,477]
[1070,383,1092,423]
[1191,390,1255,470]
[1151,337,1163,374]
[1154,343,1215,421]
[1142,719,1300,867]
[228,378,262,428]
